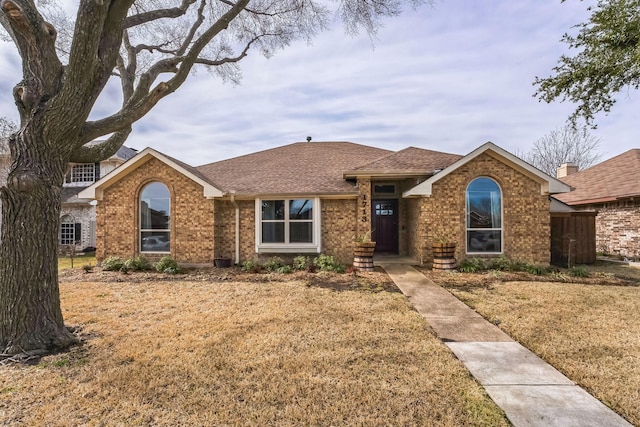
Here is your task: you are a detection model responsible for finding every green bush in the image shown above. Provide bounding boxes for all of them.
[488,256,512,271]
[263,256,285,272]
[570,266,590,278]
[276,265,293,274]
[522,263,548,275]
[313,254,346,273]
[153,256,182,274]
[241,259,260,272]
[101,256,124,271]
[292,255,311,271]
[124,255,151,271]
[458,258,486,273]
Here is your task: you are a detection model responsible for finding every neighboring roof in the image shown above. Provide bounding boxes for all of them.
[79,147,224,200]
[196,141,393,196]
[403,142,572,197]
[114,145,137,161]
[343,147,462,178]
[554,149,640,205]
[61,187,92,205]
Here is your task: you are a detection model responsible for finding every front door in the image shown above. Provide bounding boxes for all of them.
[372,199,399,253]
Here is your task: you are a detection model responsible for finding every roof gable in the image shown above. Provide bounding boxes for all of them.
[78,147,224,200]
[403,142,571,197]
[555,149,640,205]
[343,147,462,177]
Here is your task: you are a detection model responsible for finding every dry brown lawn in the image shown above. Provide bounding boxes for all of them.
[424,264,640,426]
[1,270,508,426]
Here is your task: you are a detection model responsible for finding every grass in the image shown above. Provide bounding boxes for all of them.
[58,252,96,270]
[444,279,640,426]
[0,276,508,426]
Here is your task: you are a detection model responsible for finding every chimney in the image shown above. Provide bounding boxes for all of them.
[557,162,579,178]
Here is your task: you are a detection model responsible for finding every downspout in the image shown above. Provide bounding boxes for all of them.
[230,191,240,265]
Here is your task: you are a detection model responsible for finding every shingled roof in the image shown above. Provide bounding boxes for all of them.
[344,147,462,177]
[555,149,640,205]
[196,141,393,195]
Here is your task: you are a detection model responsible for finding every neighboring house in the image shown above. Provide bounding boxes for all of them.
[60,145,137,250]
[0,137,137,250]
[79,141,571,266]
[554,149,640,259]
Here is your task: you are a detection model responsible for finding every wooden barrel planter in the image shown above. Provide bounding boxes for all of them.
[354,241,376,272]
[432,242,456,271]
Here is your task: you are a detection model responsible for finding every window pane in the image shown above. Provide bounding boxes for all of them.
[262,222,284,243]
[60,223,74,245]
[290,222,313,243]
[467,230,501,253]
[467,178,501,228]
[141,231,170,252]
[289,199,312,220]
[141,182,170,229]
[262,200,285,220]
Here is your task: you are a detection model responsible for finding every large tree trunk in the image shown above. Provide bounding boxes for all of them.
[0,132,77,355]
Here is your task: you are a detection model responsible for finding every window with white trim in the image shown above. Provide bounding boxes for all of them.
[60,215,81,246]
[140,182,171,253]
[257,198,320,252]
[466,177,502,254]
[64,163,97,184]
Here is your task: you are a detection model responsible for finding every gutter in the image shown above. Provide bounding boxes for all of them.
[229,191,240,265]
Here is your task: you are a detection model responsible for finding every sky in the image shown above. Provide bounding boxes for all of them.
[0,0,637,167]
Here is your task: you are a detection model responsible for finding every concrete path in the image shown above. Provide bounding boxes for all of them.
[379,263,632,427]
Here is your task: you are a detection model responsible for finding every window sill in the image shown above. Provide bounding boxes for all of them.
[257,244,320,254]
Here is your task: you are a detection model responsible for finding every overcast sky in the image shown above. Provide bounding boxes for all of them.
[0,0,637,167]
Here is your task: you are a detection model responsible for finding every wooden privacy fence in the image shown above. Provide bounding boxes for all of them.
[550,211,597,267]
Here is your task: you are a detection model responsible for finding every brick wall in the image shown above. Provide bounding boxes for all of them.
[321,198,358,264]
[584,201,640,258]
[406,153,551,265]
[97,157,215,264]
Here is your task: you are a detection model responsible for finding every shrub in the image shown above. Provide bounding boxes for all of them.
[153,256,182,274]
[522,263,548,275]
[241,259,260,272]
[82,264,93,273]
[276,265,293,274]
[488,256,513,271]
[313,254,346,273]
[124,255,151,271]
[458,258,486,273]
[570,266,590,278]
[263,256,285,272]
[292,255,311,271]
[101,256,124,271]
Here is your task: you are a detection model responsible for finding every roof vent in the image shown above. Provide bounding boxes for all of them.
[306,136,312,142]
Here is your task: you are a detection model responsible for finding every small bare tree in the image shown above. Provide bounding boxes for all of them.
[520,124,603,176]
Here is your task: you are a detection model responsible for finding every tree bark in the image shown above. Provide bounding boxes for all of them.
[0,132,77,355]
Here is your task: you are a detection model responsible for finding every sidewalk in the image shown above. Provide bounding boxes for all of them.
[380,263,632,427]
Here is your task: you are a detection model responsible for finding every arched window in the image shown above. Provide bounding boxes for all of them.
[466,177,502,254]
[140,182,170,253]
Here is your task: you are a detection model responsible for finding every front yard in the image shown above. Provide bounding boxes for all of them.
[423,262,640,426]
[0,271,508,426]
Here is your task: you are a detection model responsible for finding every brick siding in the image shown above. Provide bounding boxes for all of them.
[96,152,551,266]
[581,201,640,258]
[405,153,551,265]
[97,157,214,264]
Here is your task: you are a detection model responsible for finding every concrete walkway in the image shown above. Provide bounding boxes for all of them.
[379,263,632,427]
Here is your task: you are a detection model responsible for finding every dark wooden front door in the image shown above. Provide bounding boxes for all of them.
[372,199,399,253]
